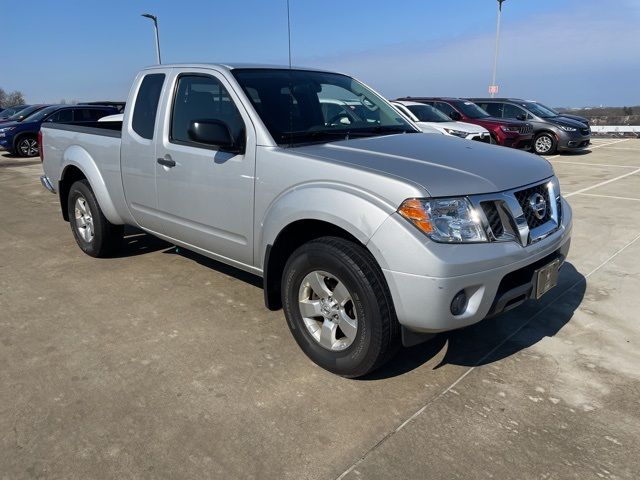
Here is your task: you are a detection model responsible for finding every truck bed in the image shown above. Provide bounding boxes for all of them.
[44,121,123,138]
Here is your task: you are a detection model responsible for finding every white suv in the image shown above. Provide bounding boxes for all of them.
[392,100,491,142]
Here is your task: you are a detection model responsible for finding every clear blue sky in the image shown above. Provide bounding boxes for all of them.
[1,0,638,107]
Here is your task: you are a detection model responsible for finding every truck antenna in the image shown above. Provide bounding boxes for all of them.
[287,0,292,68]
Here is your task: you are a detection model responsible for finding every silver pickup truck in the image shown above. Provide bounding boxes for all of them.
[40,64,572,377]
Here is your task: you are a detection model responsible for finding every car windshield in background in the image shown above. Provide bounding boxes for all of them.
[521,102,557,118]
[455,101,490,119]
[8,105,40,121]
[22,106,59,123]
[232,69,417,146]
[406,104,452,123]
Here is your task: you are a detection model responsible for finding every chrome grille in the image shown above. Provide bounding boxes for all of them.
[481,202,504,237]
[469,179,562,246]
[514,184,552,229]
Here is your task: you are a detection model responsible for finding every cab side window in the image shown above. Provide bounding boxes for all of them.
[170,75,245,148]
[132,73,166,140]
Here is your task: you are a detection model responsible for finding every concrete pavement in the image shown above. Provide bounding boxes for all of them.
[1,139,639,479]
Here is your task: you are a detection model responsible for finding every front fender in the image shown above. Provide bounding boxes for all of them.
[258,182,396,269]
[62,145,124,224]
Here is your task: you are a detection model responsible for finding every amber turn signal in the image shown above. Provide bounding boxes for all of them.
[398,199,433,234]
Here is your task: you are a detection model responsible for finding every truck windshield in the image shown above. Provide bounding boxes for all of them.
[455,101,491,119]
[232,69,417,146]
[405,104,452,123]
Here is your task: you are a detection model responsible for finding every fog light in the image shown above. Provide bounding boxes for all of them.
[450,290,467,316]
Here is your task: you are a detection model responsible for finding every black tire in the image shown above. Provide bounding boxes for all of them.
[281,236,400,378]
[15,135,39,157]
[533,132,557,155]
[67,180,123,257]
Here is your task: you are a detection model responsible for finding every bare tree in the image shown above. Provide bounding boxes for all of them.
[3,90,26,107]
[0,88,6,108]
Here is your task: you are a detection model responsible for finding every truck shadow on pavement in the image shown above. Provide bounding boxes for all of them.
[364,262,586,380]
[115,227,174,258]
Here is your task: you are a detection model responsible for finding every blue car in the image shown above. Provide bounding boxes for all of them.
[0,104,118,157]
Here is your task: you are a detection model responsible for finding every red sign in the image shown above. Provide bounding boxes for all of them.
[488,85,499,94]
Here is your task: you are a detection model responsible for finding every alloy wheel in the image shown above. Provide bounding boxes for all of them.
[298,270,358,351]
[74,196,94,243]
[18,138,39,156]
[535,135,553,154]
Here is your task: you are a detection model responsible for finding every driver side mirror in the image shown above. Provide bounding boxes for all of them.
[516,114,527,121]
[188,119,242,153]
[449,111,462,121]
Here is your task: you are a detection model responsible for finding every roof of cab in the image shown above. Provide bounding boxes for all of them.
[140,63,335,73]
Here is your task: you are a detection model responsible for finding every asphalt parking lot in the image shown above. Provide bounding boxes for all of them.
[1,138,639,479]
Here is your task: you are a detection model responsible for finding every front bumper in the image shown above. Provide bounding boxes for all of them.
[557,132,591,151]
[367,198,572,333]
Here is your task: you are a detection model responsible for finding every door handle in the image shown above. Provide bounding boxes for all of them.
[157,157,176,168]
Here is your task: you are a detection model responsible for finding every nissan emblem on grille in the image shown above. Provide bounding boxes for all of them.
[529,193,547,220]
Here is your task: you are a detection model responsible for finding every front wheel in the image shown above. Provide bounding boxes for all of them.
[16,136,39,157]
[67,180,123,257]
[533,132,557,155]
[281,237,400,377]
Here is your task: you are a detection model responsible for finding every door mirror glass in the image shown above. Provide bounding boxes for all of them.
[516,113,527,121]
[449,111,462,121]
[188,119,239,151]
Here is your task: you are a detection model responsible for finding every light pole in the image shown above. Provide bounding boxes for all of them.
[141,13,162,64]
[490,0,506,97]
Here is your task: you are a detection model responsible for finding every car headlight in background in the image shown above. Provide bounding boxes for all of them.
[500,125,520,133]
[443,128,468,138]
[558,125,577,132]
[398,197,487,243]
[0,126,16,133]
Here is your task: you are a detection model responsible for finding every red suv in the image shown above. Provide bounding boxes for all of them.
[396,97,533,149]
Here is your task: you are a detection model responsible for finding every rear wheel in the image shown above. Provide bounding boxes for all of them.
[16,136,38,157]
[534,132,557,155]
[67,180,123,257]
[281,237,400,377]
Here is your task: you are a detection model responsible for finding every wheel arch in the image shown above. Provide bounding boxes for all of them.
[263,219,374,310]
[58,146,124,224]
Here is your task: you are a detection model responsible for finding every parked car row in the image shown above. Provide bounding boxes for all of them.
[395,96,591,155]
[0,104,118,156]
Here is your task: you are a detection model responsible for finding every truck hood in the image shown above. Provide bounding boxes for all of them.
[295,132,553,197]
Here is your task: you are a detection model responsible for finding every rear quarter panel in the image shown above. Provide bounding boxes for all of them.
[42,126,132,225]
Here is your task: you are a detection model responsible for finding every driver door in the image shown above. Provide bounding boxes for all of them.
[154,69,256,266]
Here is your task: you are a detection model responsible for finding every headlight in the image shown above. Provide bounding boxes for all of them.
[500,125,520,133]
[443,128,468,138]
[558,125,577,132]
[0,126,15,133]
[398,197,487,243]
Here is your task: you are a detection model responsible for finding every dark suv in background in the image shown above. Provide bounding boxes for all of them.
[397,97,533,150]
[471,98,591,155]
[0,105,118,157]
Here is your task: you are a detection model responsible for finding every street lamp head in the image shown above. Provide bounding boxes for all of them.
[141,13,157,22]
[497,0,506,10]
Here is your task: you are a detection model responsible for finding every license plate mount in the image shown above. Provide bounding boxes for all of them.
[534,259,560,299]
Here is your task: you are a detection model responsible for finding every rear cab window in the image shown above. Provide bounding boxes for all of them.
[132,73,166,139]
